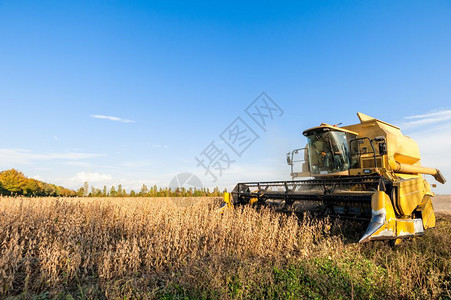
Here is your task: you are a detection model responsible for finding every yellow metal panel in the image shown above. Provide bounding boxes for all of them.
[223,192,233,208]
[224,192,230,204]
[356,112,375,122]
[356,112,401,129]
[421,198,436,229]
[396,220,415,237]
[371,191,396,221]
[396,178,425,216]
[250,198,258,205]
[360,191,397,242]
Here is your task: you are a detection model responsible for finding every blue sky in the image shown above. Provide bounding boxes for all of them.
[0,1,450,193]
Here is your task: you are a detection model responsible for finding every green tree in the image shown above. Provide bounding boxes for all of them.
[0,169,75,197]
[23,179,40,196]
[140,184,148,196]
[151,185,158,197]
[110,186,117,197]
[76,187,85,197]
[0,182,6,195]
[0,169,27,195]
[43,184,58,196]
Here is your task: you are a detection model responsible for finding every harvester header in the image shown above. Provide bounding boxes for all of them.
[222,112,446,243]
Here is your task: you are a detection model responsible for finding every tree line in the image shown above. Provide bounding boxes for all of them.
[0,169,226,197]
[77,182,226,197]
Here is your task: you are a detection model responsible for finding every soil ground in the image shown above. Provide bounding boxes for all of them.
[432,194,451,215]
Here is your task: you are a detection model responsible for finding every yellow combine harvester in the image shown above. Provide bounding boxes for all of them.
[223,113,446,243]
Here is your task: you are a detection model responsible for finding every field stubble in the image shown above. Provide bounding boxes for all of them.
[0,196,449,299]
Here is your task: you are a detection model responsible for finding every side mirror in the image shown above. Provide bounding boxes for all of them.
[379,142,387,155]
[286,153,292,165]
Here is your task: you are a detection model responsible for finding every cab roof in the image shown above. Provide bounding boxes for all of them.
[302,123,358,136]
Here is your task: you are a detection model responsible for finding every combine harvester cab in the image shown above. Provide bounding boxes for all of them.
[223,113,446,243]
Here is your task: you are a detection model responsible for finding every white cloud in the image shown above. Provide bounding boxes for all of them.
[90,114,135,123]
[30,174,43,181]
[58,172,166,191]
[72,171,113,183]
[407,125,451,194]
[0,149,104,165]
[397,109,451,130]
[394,109,451,194]
[151,144,168,148]
[196,160,291,191]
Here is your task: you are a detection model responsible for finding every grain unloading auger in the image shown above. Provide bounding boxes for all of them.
[222,113,446,243]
